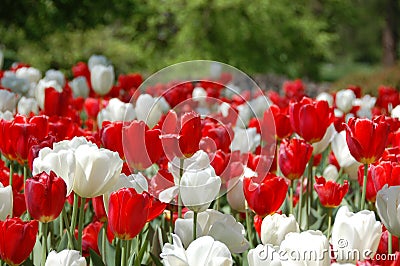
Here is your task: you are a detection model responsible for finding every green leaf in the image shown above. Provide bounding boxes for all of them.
[149,253,163,266]
[97,225,116,266]
[57,233,69,251]
[89,249,106,266]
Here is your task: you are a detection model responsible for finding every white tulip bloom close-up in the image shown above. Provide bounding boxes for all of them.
[45,250,86,266]
[161,234,233,266]
[261,213,300,247]
[90,64,114,96]
[376,184,400,237]
[174,209,249,253]
[248,244,282,266]
[0,182,13,221]
[97,98,136,127]
[331,206,382,263]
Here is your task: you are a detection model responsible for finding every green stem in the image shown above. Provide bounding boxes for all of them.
[388,231,393,254]
[245,201,254,249]
[307,156,314,230]
[170,208,174,234]
[360,164,368,210]
[59,208,64,237]
[178,158,184,218]
[327,208,332,240]
[23,165,28,182]
[77,196,86,254]
[121,240,127,266]
[41,222,48,266]
[276,140,281,177]
[193,211,198,241]
[62,207,74,249]
[102,224,107,264]
[289,181,294,215]
[69,193,79,239]
[298,175,304,228]
[9,163,13,187]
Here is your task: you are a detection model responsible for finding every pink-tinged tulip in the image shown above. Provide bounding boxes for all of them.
[123,120,163,170]
[243,173,288,216]
[108,188,150,240]
[0,218,39,266]
[289,97,334,143]
[345,116,390,164]
[25,171,67,223]
[279,138,313,180]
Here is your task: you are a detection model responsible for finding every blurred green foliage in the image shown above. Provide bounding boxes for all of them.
[0,0,397,80]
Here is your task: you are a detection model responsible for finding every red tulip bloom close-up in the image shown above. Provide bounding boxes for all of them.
[314,176,349,208]
[289,97,334,143]
[279,138,313,180]
[345,116,390,164]
[25,171,67,223]
[243,173,288,217]
[0,218,39,266]
[108,188,150,240]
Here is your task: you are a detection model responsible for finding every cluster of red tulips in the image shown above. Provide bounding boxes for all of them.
[0,57,399,265]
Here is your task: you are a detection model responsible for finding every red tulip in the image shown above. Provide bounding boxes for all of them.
[243,173,288,216]
[0,218,39,266]
[44,87,73,117]
[72,62,91,82]
[147,197,167,222]
[254,214,263,238]
[345,116,390,164]
[118,73,143,91]
[371,161,400,192]
[262,105,292,141]
[279,138,313,180]
[283,79,305,101]
[100,121,124,159]
[376,226,399,256]
[25,171,67,223]
[108,188,150,240]
[48,116,76,142]
[12,191,26,217]
[92,196,107,222]
[123,120,163,171]
[84,98,101,119]
[314,176,349,208]
[289,97,334,143]
[0,115,48,164]
[202,120,233,153]
[82,221,102,257]
[160,111,202,159]
[376,86,400,113]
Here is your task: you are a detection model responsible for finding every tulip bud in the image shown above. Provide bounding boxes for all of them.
[260,213,299,247]
[91,65,114,95]
[45,250,86,266]
[336,89,356,113]
[0,183,12,221]
[69,76,89,98]
[25,171,67,223]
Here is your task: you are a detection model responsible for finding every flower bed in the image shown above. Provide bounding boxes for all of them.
[0,56,399,265]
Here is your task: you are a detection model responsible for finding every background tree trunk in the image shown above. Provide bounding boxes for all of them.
[382,0,399,66]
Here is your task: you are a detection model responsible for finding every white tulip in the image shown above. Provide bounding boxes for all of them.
[316,92,334,107]
[392,105,400,119]
[376,185,400,237]
[331,206,381,263]
[45,69,65,88]
[230,127,260,153]
[227,175,246,212]
[331,131,361,180]
[161,234,233,266]
[1,71,30,95]
[192,86,207,105]
[219,102,231,117]
[135,94,163,128]
[168,150,211,183]
[322,164,339,181]
[0,111,13,120]
[336,89,356,113]
[0,89,17,113]
[97,98,135,128]
[35,79,63,109]
[0,183,13,221]
[175,209,249,253]
[15,67,42,84]
[354,95,376,119]
[17,96,39,115]
[69,77,89,98]
[103,173,148,214]
[180,165,221,212]
[73,144,122,198]
[261,213,299,247]
[248,244,282,266]
[88,54,108,71]
[91,65,114,95]
[45,250,86,266]
[312,124,336,155]
[279,230,329,266]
